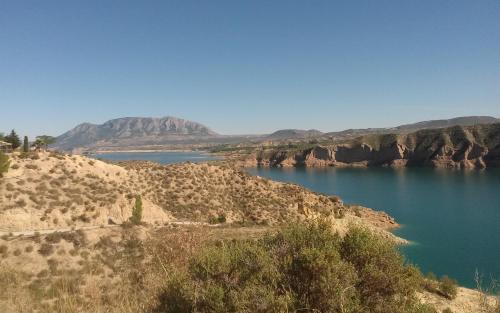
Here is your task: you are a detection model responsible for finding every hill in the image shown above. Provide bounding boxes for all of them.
[53,116,218,151]
[267,129,324,139]
[0,151,399,241]
[235,123,500,169]
[325,115,499,138]
[393,116,499,132]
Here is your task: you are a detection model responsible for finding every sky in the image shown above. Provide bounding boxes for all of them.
[0,0,499,138]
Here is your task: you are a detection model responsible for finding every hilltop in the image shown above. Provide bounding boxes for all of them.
[324,115,499,139]
[267,129,324,139]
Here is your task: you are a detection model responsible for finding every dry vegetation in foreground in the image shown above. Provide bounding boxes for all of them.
[0,223,497,313]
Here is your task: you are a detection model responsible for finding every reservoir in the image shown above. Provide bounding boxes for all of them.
[249,166,500,288]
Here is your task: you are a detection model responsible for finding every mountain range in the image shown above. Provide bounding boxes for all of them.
[53,115,499,151]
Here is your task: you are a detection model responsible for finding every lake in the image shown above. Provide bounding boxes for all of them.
[94,151,219,164]
[249,166,500,288]
[94,151,500,288]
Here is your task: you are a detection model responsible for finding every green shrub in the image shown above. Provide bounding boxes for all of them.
[340,226,422,311]
[154,221,424,313]
[23,136,29,153]
[208,212,227,224]
[130,195,143,225]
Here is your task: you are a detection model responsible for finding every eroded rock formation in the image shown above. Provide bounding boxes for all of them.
[248,123,500,169]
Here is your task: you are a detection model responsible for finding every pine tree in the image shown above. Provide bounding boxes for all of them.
[23,136,29,153]
[0,152,10,177]
[130,195,143,225]
[5,130,21,149]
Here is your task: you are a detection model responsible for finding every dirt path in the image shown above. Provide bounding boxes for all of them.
[0,221,217,239]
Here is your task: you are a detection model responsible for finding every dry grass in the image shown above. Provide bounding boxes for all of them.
[0,224,497,313]
[0,225,267,313]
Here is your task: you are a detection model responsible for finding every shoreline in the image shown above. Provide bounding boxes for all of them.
[90,149,210,154]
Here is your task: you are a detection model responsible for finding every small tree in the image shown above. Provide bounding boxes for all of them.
[34,135,56,150]
[0,152,10,177]
[5,130,21,149]
[130,195,143,225]
[23,136,29,153]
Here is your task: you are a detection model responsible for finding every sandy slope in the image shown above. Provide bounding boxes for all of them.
[0,152,400,243]
[0,152,171,232]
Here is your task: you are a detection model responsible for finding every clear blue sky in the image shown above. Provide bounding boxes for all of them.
[1,0,499,138]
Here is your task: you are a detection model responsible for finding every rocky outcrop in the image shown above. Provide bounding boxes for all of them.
[247,123,500,169]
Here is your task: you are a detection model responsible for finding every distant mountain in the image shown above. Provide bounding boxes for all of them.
[267,129,324,140]
[391,116,499,132]
[326,116,499,138]
[54,116,218,151]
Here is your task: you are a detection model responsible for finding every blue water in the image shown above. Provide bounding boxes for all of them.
[249,167,500,288]
[94,151,219,164]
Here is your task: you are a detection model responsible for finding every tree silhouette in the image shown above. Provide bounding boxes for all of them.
[5,130,21,149]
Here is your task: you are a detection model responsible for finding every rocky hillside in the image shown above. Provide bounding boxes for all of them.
[0,151,398,241]
[53,116,218,151]
[239,123,500,169]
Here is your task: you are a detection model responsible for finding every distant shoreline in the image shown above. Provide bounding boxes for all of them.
[90,149,209,154]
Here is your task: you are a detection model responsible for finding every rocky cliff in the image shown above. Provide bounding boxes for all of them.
[247,123,500,169]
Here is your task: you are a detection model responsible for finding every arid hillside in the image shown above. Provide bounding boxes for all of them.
[235,123,500,169]
[0,152,171,232]
[0,151,397,241]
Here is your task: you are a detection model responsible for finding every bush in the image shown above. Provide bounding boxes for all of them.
[154,221,424,313]
[439,275,458,299]
[208,212,227,224]
[38,243,54,256]
[130,195,142,225]
[0,244,8,257]
[340,225,422,311]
